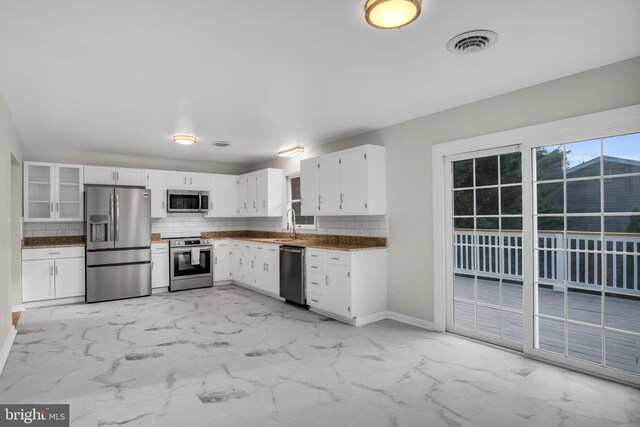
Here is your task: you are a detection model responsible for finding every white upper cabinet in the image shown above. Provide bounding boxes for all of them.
[115,168,146,186]
[165,171,210,190]
[236,169,284,217]
[300,157,319,215]
[300,145,386,216]
[247,172,258,215]
[207,174,238,218]
[146,170,168,218]
[165,171,189,189]
[188,173,210,190]
[55,164,84,221]
[84,166,145,187]
[237,175,249,216]
[318,153,341,215]
[24,162,83,222]
[339,148,367,215]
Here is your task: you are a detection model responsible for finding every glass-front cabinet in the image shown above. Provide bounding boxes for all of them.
[24,162,83,222]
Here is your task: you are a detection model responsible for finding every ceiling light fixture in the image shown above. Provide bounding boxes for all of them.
[172,135,197,145]
[365,0,422,29]
[278,146,305,158]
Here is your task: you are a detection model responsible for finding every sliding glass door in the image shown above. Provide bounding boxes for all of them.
[444,131,640,382]
[447,147,524,350]
[533,133,640,375]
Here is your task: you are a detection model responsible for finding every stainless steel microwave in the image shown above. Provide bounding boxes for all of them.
[167,190,209,213]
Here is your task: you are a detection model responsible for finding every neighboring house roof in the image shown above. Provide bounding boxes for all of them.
[567,155,640,175]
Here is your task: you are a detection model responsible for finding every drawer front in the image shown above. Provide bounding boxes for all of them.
[306,260,324,274]
[23,247,85,261]
[151,243,169,254]
[214,241,228,249]
[306,272,327,296]
[307,292,327,310]
[307,250,325,263]
[325,251,349,266]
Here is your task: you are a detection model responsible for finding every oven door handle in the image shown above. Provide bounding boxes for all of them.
[171,246,213,252]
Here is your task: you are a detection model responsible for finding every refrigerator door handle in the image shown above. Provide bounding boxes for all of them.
[109,193,115,242]
[115,194,120,242]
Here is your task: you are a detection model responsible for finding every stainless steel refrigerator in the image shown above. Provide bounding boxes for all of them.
[85,185,152,303]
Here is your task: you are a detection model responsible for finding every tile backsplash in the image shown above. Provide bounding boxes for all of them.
[23,214,388,238]
[23,222,85,238]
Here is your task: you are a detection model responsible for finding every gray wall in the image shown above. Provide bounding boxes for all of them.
[248,56,640,323]
[24,147,247,176]
[0,93,24,356]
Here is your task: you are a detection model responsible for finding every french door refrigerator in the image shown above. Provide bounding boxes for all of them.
[85,185,152,302]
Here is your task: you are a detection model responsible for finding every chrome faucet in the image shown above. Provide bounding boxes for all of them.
[286,207,297,240]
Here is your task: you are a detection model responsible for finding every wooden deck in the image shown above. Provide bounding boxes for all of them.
[453,275,640,374]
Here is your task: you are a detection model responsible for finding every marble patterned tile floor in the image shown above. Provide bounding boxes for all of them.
[1,285,638,427]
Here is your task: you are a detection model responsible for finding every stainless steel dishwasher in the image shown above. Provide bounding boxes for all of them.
[279,245,306,305]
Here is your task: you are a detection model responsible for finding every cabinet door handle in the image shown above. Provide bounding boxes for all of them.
[112,171,116,181]
[116,171,119,181]
[56,202,59,212]
[214,256,217,265]
[325,276,328,285]
[48,252,61,255]
[55,265,58,275]
[162,201,165,209]
[340,193,344,203]
[210,202,213,209]
[50,202,54,212]
[331,257,340,261]
[190,177,193,185]
[184,177,187,185]
[50,265,53,276]
[263,200,266,208]
[310,282,319,285]
[311,298,319,303]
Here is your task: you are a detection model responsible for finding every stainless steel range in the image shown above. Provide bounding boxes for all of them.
[169,237,214,291]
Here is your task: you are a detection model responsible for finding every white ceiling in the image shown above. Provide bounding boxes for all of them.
[1,0,639,165]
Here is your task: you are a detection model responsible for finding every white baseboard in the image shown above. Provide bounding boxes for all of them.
[309,307,356,326]
[354,311,389,326]
[233,282,284,301]
[386,311,437,331]
[24,296,85,309]
[0,326,17,377]
[11,304,25,312]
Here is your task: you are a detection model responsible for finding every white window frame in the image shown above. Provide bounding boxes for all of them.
[432,104,640,387]
[283,171,316,230]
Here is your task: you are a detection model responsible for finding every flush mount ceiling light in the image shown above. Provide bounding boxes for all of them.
[172,135,197,145]
[278,146,305,158]
[365,0,422,29]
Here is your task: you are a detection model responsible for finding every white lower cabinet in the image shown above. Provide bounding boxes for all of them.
[228,241,280,296]
[22,247,85,303]
[306,248,387,322]
[213,241,231,282]
[151,243,169,289]
[22,259,55,302]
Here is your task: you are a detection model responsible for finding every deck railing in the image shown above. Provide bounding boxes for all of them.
[454,229,640,295]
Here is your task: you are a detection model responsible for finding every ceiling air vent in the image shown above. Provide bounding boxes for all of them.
[446,30,498,54]
[211,141,231,147]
